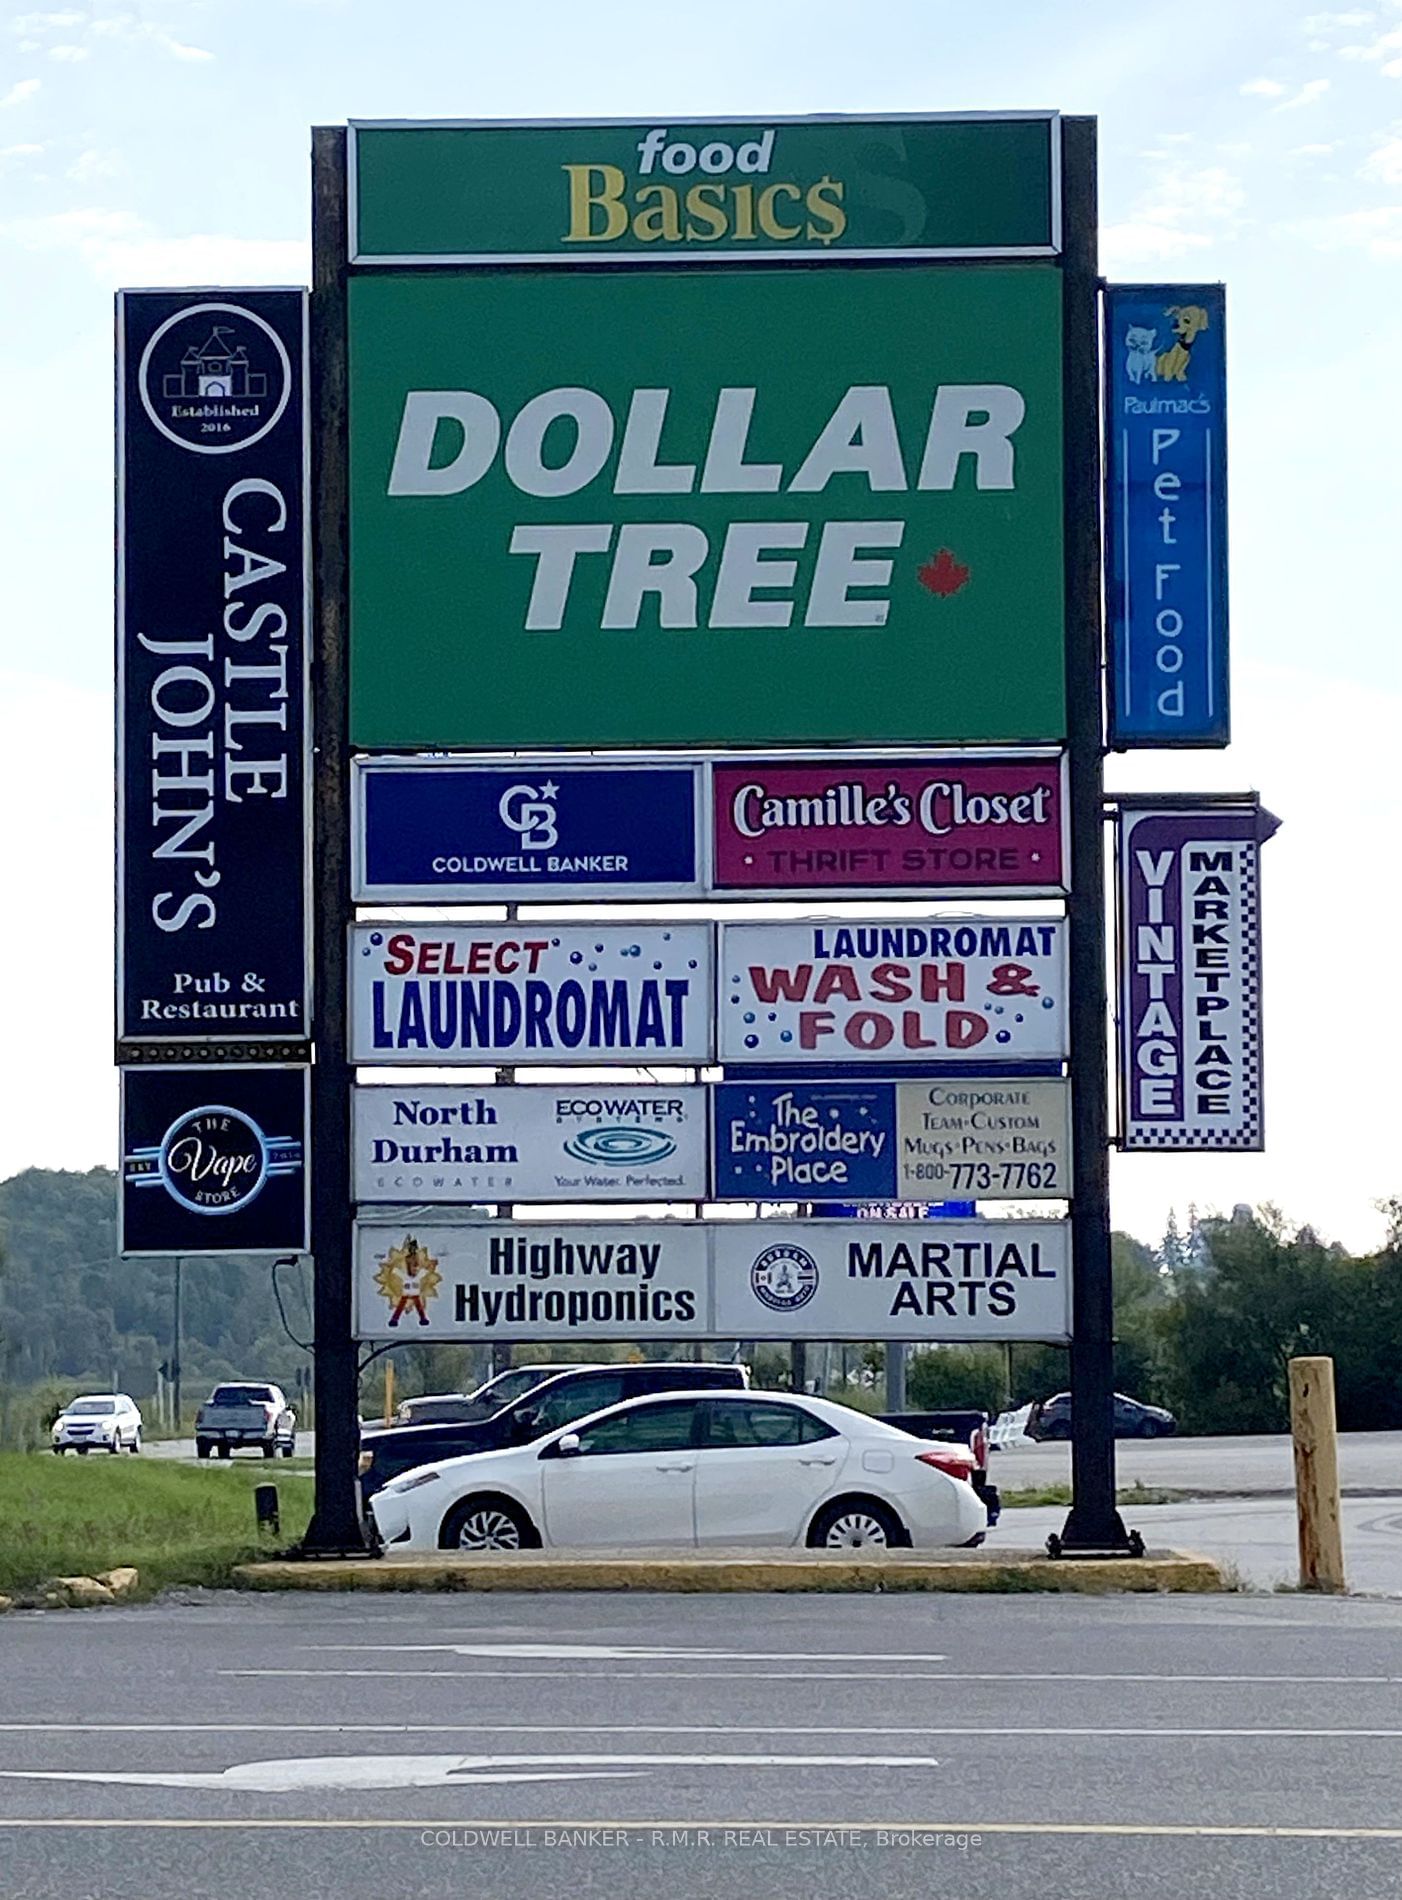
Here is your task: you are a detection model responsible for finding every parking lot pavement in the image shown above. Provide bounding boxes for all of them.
[992,1429,1402,1497]
[998,1496,1402,1594]
[4,1591,1402,1899]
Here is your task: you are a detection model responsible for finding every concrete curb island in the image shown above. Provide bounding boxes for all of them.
[235,1546,1225,1595]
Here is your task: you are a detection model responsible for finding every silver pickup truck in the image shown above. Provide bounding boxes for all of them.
[195,1382,297,1460]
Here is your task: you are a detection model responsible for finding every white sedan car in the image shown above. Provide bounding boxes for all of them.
[52,1393,143,1454]
[369,1390,987,1553]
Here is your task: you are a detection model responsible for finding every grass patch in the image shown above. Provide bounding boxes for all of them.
[1000,1480,1190,1510]
[0,1451,311,1599]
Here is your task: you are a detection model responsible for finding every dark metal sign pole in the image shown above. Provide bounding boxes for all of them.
[305,124,367,1554]
[1058,115,1129,1555]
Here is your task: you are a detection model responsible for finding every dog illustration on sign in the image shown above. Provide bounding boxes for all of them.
[1123,305,1210,385]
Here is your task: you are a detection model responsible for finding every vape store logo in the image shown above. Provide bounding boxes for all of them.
[137,301,292,455]
[498,779,559,850]
[124,1105,303,1216]
[750,1242,819,1312]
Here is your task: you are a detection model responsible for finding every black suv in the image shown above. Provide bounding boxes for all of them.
[359,1361,748,1499]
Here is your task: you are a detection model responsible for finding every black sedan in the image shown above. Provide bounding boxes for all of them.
[1029,1392,1177,1441]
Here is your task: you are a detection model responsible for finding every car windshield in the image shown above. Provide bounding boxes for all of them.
[212,1386,275,1405]
[477,1368,568,1412]
[67,1399,115,1416]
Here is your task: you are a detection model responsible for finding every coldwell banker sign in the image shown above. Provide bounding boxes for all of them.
[719,919,1066,1064]
[120,1067,309,1255]
[353,1085,708,1202]
[1118,803,1276,1150]
[117,290,309,1046]
[350,923,712,1064]
[348,262,1066,750]
[353,758,702,902]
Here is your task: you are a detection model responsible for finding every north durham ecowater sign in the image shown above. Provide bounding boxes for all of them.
[348,266,1065,748]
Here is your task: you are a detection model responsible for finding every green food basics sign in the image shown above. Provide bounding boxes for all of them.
[350,115,1060,264]
[348,265,1066,749]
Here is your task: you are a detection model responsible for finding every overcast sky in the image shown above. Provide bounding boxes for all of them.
[1,0,1398,1252]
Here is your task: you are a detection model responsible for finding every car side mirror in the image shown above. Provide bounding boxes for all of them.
[555,1431,582,1459]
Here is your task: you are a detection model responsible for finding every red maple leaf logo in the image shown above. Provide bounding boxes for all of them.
[917,549,971,598]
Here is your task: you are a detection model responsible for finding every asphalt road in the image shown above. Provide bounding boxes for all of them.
[148,1428,1402,1497]
[4,1591,1402,1899]
[999,1496,1402,1593]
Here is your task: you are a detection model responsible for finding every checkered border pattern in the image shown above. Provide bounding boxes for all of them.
[1123,841,1263,1151]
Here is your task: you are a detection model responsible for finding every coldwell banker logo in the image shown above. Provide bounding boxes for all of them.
[137,301,292,455]
[750,1242,819,1312]
[124,1106,303,1216]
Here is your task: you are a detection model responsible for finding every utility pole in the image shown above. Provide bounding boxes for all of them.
[886,1341,907,1413]
[171,1256,182,1432]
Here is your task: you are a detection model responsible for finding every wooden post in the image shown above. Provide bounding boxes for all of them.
[383,1359,395,1428]
[1289,1356,1345,1593]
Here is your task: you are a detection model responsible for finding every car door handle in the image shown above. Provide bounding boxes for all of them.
[799,1455,838,1466]
[656,1460,695,1473]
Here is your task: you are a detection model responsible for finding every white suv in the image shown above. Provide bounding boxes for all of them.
[52,1393,143,1455]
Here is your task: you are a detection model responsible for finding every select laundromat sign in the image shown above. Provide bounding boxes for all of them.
[353,1217,1070,1342]
[349,923,712,1064]
[349,115,1059,263]
[353,1085,708,1202]
[348,266,1065,749]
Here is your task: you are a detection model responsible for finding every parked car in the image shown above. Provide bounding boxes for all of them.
[1029,1392,1178,1441]
[359,1360,748,1500]
[391,1365,600,1427]
[195,1382,297,1460]
[879,1409,1000,1524]
[369,1390,988,1554]
[52,1393,142,1455]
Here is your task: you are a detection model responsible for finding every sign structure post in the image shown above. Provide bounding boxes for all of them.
[304,126,366,1554]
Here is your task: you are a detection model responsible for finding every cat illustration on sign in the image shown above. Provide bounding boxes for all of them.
[1124,325,1158,385]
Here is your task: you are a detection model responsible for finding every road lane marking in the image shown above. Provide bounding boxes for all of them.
[5,1722,1402,1739]
[3,1818,1402,1840]
[0,1752,943,1792]
[306,1643,951,1661]
[220,1666,1402,1683]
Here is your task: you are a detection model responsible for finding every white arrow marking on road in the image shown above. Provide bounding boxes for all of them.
[0,1752,940,1794]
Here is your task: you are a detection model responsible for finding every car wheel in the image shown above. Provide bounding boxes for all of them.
[262,1442,276,1459]
[53,1446,64,1456]
[75,1446,88,1456]
[129,1432,141,1454]
[437,1495,539,1552]
[196,1442,211,1460]
[807,1498,907,1550]
[282,1442,295,1458]
[217,1444,231,1461]
[108,1437,121,1455]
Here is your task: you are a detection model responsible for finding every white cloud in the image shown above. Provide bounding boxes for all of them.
[1291,141,1337,154]
[1102,166,1246,271]
[1303,9,1376,29]
[1241,76,1287,96]
[48,41,89,60]
[66,145,120,183]
[9,10,86,30]
[0,141,43,160]
[1276,77,1332,107]
[1,77,41,106]
[1361,128,1402,180]
[0,205,306,285]
[1287,201,1402,255]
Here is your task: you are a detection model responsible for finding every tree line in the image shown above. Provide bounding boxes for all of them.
[1,1166,1398,1443]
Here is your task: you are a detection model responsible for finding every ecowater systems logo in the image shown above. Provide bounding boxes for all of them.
[564,1125,678,1168]
[750,1242,819,1312]
[124,1106,303,1216]
[137,301,292,455]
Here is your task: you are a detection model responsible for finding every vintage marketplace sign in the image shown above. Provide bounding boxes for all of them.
[349,115,1060,264]
[352,757,702,902]
[353,1084,707,1202]
[120,1066,308,1256]
[1105,284,1229,747]
[355,1220,711,1341]
[117,290,309,1047]
[711,752,1066,897]
[718,918,1067,1064]
[352,1217,1069,1342]
[713,1078,1070,1200]
[1118,803,1277,1150]
[349,923,712,1064]
[348,265,1066,748]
